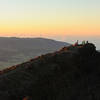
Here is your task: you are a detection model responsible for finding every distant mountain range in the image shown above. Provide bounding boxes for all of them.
[0,43,99,100]
[0,37,70,69]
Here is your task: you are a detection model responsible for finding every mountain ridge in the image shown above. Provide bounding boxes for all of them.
[0,43,100,100]
[0,37,69,69]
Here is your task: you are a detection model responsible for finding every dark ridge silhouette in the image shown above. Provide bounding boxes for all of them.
[0,43,100,100]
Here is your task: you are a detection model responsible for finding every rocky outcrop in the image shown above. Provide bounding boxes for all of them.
[0,43,100,100]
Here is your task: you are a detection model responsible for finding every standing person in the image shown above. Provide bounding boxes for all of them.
[82,40,85,45]
[74,40,78,46]
[86,41,89,44]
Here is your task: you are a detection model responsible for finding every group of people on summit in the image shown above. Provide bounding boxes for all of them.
[74,40,89,46]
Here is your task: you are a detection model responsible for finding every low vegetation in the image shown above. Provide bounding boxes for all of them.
[0,43,99,100]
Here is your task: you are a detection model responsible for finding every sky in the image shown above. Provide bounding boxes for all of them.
[0,0,100,48]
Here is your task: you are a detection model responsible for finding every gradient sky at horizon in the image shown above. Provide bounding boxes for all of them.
[0,0,100,44]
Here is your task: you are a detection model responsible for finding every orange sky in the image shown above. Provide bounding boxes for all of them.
[0,0,100,37]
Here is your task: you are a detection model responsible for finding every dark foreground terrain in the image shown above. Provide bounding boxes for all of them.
[0,43,100,100]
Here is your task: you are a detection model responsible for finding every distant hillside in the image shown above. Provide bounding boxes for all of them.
[0,37,69,69]
[0,43,100,100]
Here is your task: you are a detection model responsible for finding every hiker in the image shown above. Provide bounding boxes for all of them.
[86,41,89,44]
[82,40,85,45]
[73,40,78,46]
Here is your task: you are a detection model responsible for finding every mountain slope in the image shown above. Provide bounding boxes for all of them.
[0,43,99,100]
[0,37,69,69]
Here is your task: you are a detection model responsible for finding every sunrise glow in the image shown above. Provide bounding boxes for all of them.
[0,0,100,38]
